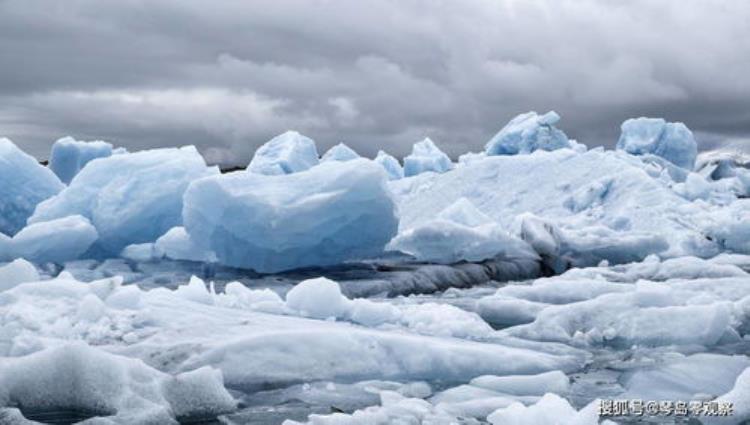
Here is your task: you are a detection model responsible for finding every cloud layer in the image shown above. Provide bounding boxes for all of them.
[1,0,749,164]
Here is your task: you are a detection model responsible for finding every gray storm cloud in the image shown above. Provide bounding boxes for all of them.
[0,0,749,165]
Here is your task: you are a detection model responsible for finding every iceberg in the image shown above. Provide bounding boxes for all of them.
[321,142,360,162]
[374,149,404,180]
[154,226,216,263]
[12,215,98,263]
[183,158,399,272]
[0,138,64,236]
[616,117,698,169]
[247,130,319,175]
[28,146,218,255]
[402,138,453,177]
[389,199,539,264]
[48,136,113,184]
[484,111,571,156]
[391,148,714,262]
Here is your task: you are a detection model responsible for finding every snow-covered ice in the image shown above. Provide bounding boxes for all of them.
[28,146,218,255]
[402,138,453,177]
[616,117,698,169]
[248,131,320,175]
[48,136,113,184]
[391,146,726,265]
[389,198,539,264]
[485,111,572,156]
[0,138,63,236]
[183,158,398,272]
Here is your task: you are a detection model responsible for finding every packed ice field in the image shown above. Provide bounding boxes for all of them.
[1,111,750,424]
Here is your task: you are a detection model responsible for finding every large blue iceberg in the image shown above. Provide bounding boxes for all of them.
[616,117,698,169]
[247,131,320,175]
[28,146,218,255]
[485,111,571,156]
[403,138,453,177]
[0,138,64,236]
[183,158,399,273]
[49,137,114,184]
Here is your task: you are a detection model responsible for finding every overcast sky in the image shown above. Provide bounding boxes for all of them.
[1,0,749,165]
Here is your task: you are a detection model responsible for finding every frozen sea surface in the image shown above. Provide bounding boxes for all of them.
[2,254,750,424]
